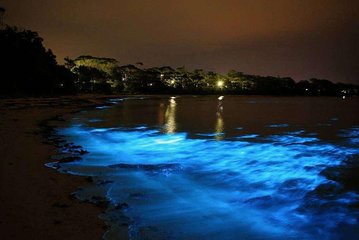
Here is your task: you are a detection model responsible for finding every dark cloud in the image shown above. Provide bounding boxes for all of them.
[2,0,358,83]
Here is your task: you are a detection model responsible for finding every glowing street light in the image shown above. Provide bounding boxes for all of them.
[217,80,224,88]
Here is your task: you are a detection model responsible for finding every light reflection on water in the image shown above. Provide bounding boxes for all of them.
[164,97,177,134]
[52,96,359,240]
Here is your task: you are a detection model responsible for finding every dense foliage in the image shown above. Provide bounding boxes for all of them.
[0,24,358,96]
[66,56,359,96]
[0,26,75,95]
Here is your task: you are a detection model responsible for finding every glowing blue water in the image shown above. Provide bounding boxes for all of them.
[51,97,359,240]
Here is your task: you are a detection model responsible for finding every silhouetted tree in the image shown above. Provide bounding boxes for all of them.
[2,11,357,97]
[118,64,144,93]
[72,65,110,93]
[65,55,122,93]
[0,7,5,29]
[309,78,337,96]
[0,26,75,95]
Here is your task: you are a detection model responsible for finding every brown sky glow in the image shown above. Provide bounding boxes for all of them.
[2,0,359,83]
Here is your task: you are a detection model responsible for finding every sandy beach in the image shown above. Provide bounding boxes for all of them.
[0,95,128,240]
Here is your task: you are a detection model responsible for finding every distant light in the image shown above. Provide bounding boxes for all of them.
[160,74,164,78]
[170,80,175,85]
[305,88,309,91]
[217,81,224,88]
[218,96,224,100]
[342,96,346,100]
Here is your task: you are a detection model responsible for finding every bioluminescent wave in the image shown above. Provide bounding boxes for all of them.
[49,96,359,240]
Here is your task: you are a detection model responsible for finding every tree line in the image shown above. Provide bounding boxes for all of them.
[64,56,359,96]
[1,25,358,96]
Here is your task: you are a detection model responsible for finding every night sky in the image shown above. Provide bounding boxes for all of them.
[2,0,359,84]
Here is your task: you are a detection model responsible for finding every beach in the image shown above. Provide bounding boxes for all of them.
[1,95,358,239]
[0,95,128,240]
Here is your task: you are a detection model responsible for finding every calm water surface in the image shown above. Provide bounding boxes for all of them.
[49,96,359,240]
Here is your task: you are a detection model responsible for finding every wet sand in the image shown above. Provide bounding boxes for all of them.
[0,95,128,240]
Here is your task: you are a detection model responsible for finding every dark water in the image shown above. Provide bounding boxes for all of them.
[48,96,359,240]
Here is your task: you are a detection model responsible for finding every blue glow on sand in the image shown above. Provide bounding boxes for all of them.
[55,125,359,240]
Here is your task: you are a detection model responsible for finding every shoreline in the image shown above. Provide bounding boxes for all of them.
[0,95,128,240]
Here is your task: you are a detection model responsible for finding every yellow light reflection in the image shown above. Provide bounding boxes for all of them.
[164,97,177,134]
[215,101,224,140]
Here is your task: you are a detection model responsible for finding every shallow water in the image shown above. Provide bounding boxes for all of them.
[49,96,359,239]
